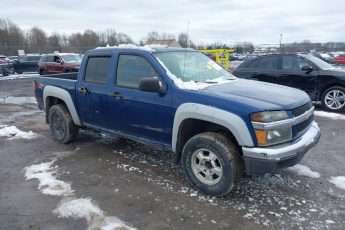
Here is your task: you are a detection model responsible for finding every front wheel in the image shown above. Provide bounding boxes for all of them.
[182,132,243,197]
[49,104,78,143]
[321,86,345,112]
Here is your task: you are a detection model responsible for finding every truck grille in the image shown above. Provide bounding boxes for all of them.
[292,101,313,117]
[294,115,313,134]
[291,101,314,137]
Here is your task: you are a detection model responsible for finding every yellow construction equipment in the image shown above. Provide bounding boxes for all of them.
[199,49,235,70]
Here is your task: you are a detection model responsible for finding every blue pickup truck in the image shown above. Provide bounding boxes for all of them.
[33,46,321,196]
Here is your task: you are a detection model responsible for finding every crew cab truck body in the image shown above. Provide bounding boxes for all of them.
[33,46,321,196]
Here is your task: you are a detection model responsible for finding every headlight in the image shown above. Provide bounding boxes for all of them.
[251,111,292,146]
[250,111,288,122]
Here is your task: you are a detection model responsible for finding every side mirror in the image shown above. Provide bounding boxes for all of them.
[301,65,313,73]
[139,78,166,94]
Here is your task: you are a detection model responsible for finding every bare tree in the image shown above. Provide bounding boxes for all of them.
[178,33,189,48]
[27,27,47,53]
[146,31,160,42]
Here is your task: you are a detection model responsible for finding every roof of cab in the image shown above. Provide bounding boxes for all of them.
[89,45,195,54]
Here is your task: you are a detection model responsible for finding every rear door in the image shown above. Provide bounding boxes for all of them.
[234,56,279,82]
[110,53,172,145]
[252,55,280,83]
[27,56,40,72]
[277,55,318,99]
[76,54,113,129]
[46,56,55,73]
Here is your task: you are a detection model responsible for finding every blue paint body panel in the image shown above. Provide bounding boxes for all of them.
[33,48,310,150]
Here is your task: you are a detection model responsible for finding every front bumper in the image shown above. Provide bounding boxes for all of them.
[242,121,321,175]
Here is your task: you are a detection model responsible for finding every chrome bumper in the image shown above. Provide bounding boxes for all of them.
[243,121,321,161]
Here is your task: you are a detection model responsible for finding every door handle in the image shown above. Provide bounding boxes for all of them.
[79,87,89,95]
[112,92,123,99]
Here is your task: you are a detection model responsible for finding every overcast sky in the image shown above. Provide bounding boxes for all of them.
[2,0,345,45]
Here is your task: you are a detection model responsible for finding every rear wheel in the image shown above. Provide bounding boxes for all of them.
[48,104,78,143]
[182,132,243,196]
[16,70,22,74]
[39,69,46,75]
[321,86,345,112]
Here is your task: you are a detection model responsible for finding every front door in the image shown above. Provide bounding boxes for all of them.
[76,55,112,129]
[110,53,172,145]
[277,55,318,99]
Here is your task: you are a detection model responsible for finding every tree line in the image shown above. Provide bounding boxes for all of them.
[0,18,197,56]
[1,18,344,56]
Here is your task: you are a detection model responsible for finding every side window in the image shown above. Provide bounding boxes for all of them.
[246,59,260,68]
[47,56,54,62]
[19,56,28,62]
[116,55,159,89]
[257,56,278,69]
[297,57,311,69]
[84,56,111,84]
[282,56,300,70]
[54,56,61,62]
[28,56,40,61]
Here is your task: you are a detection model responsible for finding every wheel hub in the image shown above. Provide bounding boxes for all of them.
[325,90,345,110]
[191,148,223,185]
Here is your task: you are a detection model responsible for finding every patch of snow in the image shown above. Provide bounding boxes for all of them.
[329,176,345,190]
[0,73,38,81]
[286,164,320,178]
[325,220,335,224]
[116,164,142,172]
[24,161,74,196]
[25,159,136,229]
[0,96,36,105]
[0,125,38,140]
[314,111,345,120]
[54,198,136,230]
[96,43,155,52]
[54,198,103,221]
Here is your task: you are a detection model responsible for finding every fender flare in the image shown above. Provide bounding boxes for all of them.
[43,85,81,126]
[172,103,254,152]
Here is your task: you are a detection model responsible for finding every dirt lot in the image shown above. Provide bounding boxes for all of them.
[0,77,345,230]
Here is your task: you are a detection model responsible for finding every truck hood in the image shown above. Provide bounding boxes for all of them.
[203,79,310,111]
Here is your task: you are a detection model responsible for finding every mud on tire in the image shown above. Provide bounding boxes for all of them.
[48,104,78,143]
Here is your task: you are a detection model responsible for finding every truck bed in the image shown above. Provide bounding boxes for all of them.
[33,73,78,110]
[40,72,78,80]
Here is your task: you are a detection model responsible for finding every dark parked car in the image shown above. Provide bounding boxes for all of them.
[233,53,345,112]
[38,53,81,75]
[0,55,11,76]
[13,55,41,74]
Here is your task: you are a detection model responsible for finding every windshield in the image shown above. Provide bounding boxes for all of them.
[303,54,335,70]
[61,54,82,63]
[154,51,235,83]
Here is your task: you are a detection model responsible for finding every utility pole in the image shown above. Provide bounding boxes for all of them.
[280,34,283,52]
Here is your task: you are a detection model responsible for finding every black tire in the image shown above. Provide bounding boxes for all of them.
[1,68,9,76]
[16,70,22,74]
[181,132,243,197]
[39,69,45,75]
[321,86,345,112]
[48,104,78,144]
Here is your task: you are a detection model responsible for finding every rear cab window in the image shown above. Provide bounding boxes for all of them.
[84,56,111,84]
